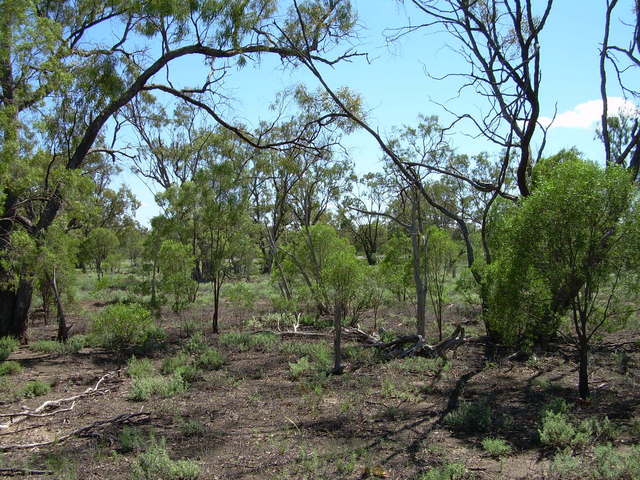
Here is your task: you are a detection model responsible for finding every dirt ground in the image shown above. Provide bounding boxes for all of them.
[1,298,639,480]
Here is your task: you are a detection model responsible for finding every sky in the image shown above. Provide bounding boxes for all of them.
[114,0,639,225]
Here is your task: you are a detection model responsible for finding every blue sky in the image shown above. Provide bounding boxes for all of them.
[117,0,639,225]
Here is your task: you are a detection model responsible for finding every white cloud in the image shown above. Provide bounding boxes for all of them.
[539,97,638,129]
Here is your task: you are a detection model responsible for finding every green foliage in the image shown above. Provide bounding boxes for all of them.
[128,375,187,402]
[131,437,201,480]
[379,233,414,302]
[118,426,146,453]
[30,336,85,355]
[280,341,332,371]
[91,303,163,351]
[82,227,120,277]
[157,240,198,315]
[288,357,313,380]
[219,332,278,352]
[0,360,22,376]
[224,281,257,310]
[549,448,583,479]
[541,397,571,417]
[127,356,155,379]
[195,348,224,370]
[183,332,208,354]
[0,336,19,362]
[485,153,640,347]
[592,443,640,479]
[481,437,512,457]
[19,380,51,398]
[161,353,191,375]
[181,419,207,438]
[444,400,492,434]
[419,463,466,480]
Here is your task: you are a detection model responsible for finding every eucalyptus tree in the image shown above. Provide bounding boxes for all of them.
[0,0,358,338]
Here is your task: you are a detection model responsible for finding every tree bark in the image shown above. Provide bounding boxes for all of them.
[332,300,344,374]
[578,340,590,400]
[0,279,33,341]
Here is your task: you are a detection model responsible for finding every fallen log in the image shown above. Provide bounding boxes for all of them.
[364,326,466,360]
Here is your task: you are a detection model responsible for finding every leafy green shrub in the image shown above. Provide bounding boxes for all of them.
[481,437,512,457]
[131,437,200,480]
[174,364,201,383]
[444,400,492,434]
[0,361,22,376]
[128,375,186,401]
[90,303,161,351]
[195,348,223,370]
[0,336,19,362]
[289,357,313,380]
[161,353,191,375]
[219,332,278,352]
[419,463,466,480]
[127,356,155,379]
[20,380,51,398]
[539,412,578,449]
[540,396,571,417]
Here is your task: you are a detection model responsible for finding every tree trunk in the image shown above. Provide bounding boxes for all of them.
[578,340,590,400]
[0,279,33,341]
[212,278,221,334]
[332,300,344,374]
[50,269,69,342]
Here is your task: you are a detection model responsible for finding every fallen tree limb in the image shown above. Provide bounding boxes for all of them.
[363,326,466,360]
[0,372,115,430]
[0,467,53,476]
[0,412,150,451]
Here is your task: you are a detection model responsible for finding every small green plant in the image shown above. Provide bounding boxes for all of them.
[419,463,466,480]
[0,336,19,361]
[389,356,448,374]
[45,453,77,480]
[127,356,155,378]
[444,400,492,434]
[30,336,86,355]
[195,348,223,370]
[481,437,512,457]
[161,353,191,375]
[128,375,186,401]
[118,426,146,453]
[181,419,207,438]
[219,332,278,352]
[280,341,332,371]
[131,437,201,480]
[183,332,207,354]
[0,360,21,376]
[549,448,582,479]
[20,380,51,398]
[540,396,571,417]
[288,357,313,380]
[593,443,640,479]
[174,364,201,383]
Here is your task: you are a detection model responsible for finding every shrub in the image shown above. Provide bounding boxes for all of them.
[127,356,155,379]
[389,356,448,374]
[0,336,19,362]
[195,348,223,371]
[419,463,466,480]
[174,364,202,383]
[91,303,161,351]
[131,437,200,480]
[549,448,582,479]
[0,361,22,376]
[20,380,51,398]
[593,444,640,479]
[444,400,492,434]
[539,411,578,449]
[181,419,207,438]
[540,396,571,417]
[481,437,512,457]
[128,375,186,401]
